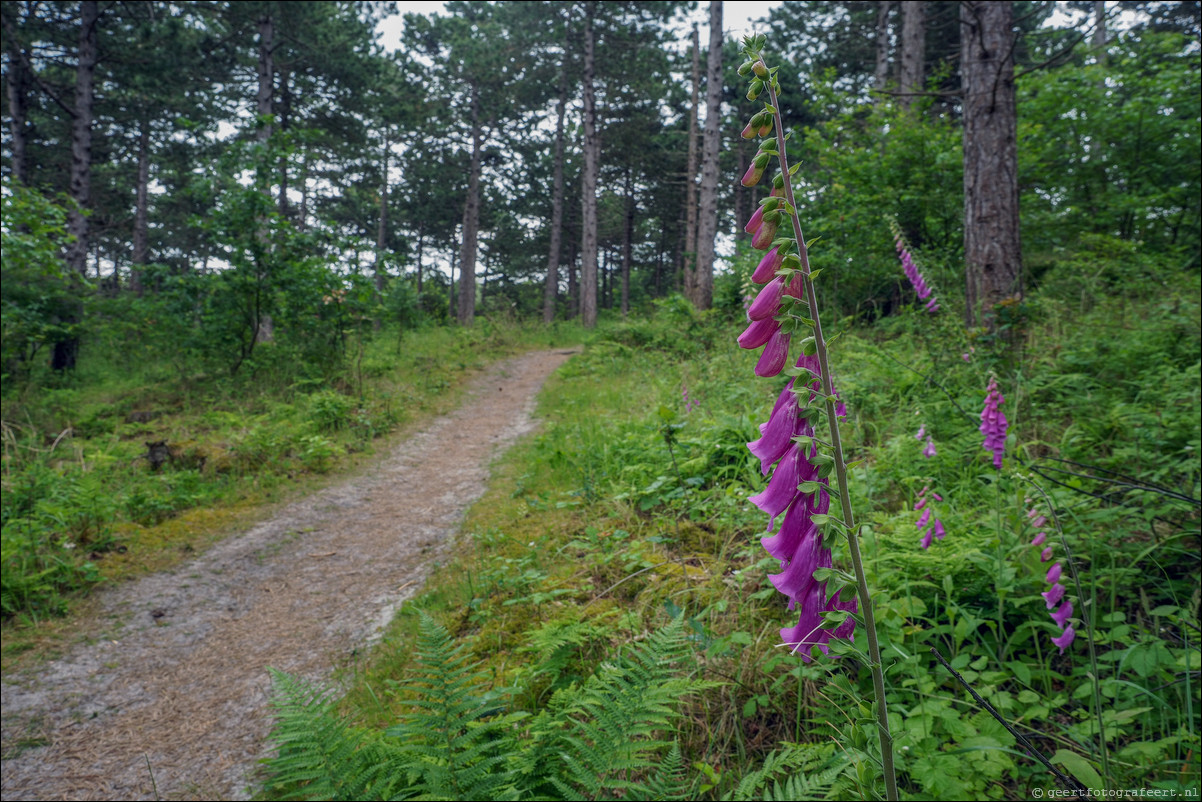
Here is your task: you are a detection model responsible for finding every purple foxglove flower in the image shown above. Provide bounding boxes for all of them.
[755,328,791,377]
[1051,600,1073,629]
[1031,515,1047,528]
[751,217,779,250]
[962,352,971,362]
[920,528,933,550]
[1051,625,1076,654]
[932,492,943,501]
[979,377,1008,469]
[748,391,803,475]
[752,246,784,283]
[915,508,931,528]
[1031,532,1047,547]
[762,486,828,564]
[933,519,946,540]
[1040,546,1054,562]
[922,437,937,458]
[744,205,765,234]
[748,276,786,321]
[768,526,826,602]
[749,443,808,523]
[742,160,766,187]
[915,424,926,440]
[914,496,928,511]
[925,299,940,313]
[1046,562,1063,584]
[738,316,777,349]
[1042,583,1066,609]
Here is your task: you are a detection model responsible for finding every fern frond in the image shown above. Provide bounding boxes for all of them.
[265,668,407,801]
[528,615,718,800]
[724,742,847,802]
[384,612,523,801]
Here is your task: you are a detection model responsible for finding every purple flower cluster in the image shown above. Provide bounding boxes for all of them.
[915,423,937,459]
[748,354,856,661]
[1029,501,1075,654]
[893,231,939,313]
[681,384,700,414]
[980,377,1008,469]
[914,485,947,550]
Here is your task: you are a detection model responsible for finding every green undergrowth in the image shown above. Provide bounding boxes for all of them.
[1,318,588,660]
[279,272,1200,799]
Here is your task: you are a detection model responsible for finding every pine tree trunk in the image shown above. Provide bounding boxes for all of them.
[131,115,151,293]
[278,66,291,215]
[543,12,570,324]
[961,0,1022,329]
[682,23,701,304]
[1094,1,1107,65]
[899,1,924,110]
[54,0,98,372]
[374,131,389,329]
[579,3,599,328]
[65,0,98,276]
[416,222,424,295]
[457,82,482,326]
[691,0,723,312]
[873,1,892,101]
[257,12,273,142]
[622,170,634,317]
[567,217,579,319]
[4,12,29,185]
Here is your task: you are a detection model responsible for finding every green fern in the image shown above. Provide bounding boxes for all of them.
[528,615,717,800]
[266,614,712,801]
[723,742,847,802]
[266,668,407,801]
[383,611,524,801]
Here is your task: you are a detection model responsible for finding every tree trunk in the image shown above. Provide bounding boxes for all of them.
[691,1,723,312]
[1093,1,1107,65]
[374,130,389,329]
[457,81,482,326]
[131,115,151,293]
[299,150,309,230]
[567,217,579,319]
[54,0,99,371]
[448,229,459,319]
[416,221,424,294]
[543,11,570,324]
[682,23,701,303]
[65,0,98,276]
[621,169,633,316]
[4,11,30,185]
[961,0,1022,329]
[579,3,599,328]
[899,1,924,110]
[873,1,892,100]
[277,65,291,215]
[257,11,274,142]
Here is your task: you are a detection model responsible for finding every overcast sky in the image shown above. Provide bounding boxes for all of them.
[376,1,781,54]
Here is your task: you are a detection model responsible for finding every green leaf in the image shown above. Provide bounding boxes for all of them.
[1051,749,1105,793]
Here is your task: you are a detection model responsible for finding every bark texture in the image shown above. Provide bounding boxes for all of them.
[872,1,892,100]
[691,1,723,312]
[682,23,701,303]
[542,13,571,324]
[256,12,274,142]
[457,82,482,326]
[899,0,924,110]
[961,0,1022,329]
[579,4,599,328]
[4,8,30,185]
[65,0,98,276]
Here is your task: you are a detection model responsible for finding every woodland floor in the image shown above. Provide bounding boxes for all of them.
[0,349,576,801]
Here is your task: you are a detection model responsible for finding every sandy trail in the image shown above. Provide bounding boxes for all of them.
[1,349,574,801]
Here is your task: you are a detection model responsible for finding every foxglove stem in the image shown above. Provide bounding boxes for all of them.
[761,58,898,802]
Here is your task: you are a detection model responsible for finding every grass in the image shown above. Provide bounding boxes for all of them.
[0,317,590,667]
[317,274,1200,799]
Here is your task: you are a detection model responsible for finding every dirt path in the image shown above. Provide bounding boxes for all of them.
[1,349,575,801]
